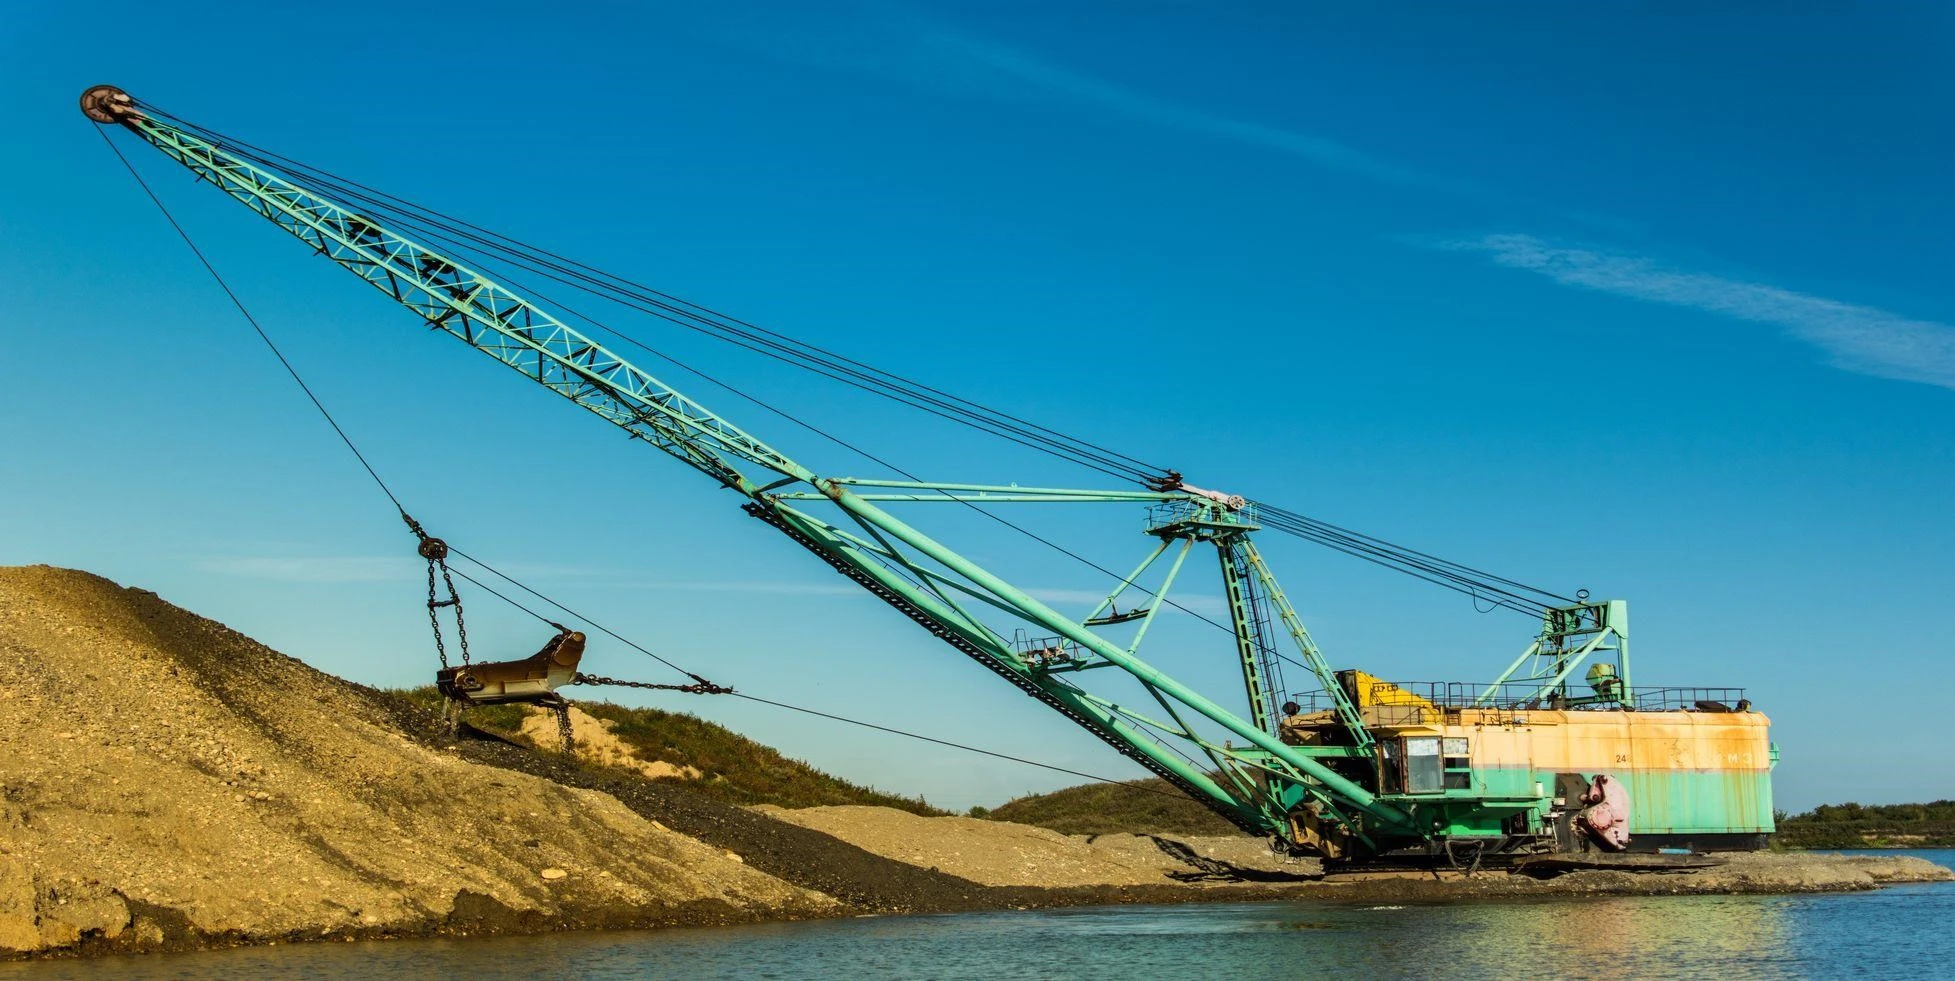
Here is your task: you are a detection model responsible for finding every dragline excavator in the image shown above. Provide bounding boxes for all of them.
[83,85,1778,864]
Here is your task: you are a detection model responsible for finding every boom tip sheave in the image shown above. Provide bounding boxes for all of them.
[81,84,142,124]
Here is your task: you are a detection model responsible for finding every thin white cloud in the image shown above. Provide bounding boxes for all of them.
[198,555,621,585]
[197,556,417,583]
[605,579,867,597]
[914,21,1481,198]
[1446,234,1955,390]
[718,6,1487,200]
[191,557,1224,614]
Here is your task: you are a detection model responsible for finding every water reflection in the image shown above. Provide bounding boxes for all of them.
[1354,894,1797,978]
[6,860,1949,981]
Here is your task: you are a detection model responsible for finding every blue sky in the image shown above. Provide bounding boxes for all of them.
[2,2,1950,813]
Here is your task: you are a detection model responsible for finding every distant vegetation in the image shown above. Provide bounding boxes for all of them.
[989,778,1243,837]
[1776,801,1955,849]
[991,784,1955,847]
[394,688,946,815]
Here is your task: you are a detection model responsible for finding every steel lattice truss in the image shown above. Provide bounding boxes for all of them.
[104,98,1417,847]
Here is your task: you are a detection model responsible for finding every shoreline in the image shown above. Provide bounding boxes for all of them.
[13,850,1951,964]
[1781,844,1955,851]
[13,687,1953,963]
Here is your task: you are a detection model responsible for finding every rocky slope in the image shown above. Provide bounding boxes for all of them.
[0,566,835,957]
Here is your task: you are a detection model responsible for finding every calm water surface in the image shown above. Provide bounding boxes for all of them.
[8,850,1949,980]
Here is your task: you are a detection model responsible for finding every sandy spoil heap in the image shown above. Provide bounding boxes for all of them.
[756,806,1171,887]
[753,805,1315,887]
[516,705,703,781]
[0,566,833,957]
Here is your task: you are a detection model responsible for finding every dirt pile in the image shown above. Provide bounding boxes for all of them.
[515,705,702,781]
[753,806,1319,886]
[755,806,1170,887]
[0,566,835,958]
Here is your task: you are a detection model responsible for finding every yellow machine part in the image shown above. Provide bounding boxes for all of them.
[1342,670,1434,709]
[1341,669,1439,727]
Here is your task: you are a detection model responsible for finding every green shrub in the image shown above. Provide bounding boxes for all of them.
[988,777,1243,836]
[393,687,944,815]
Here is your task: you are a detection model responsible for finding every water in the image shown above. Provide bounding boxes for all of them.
[8,850,1950,980]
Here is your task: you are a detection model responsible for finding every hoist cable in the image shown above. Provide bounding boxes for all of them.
[99,123,1258,805]
[528,282,1252,639]
[1253,507,1566,614]
[123,103,1578,627]
[1258,516,1525,601]
[422,263,1256,645]
[724,692,1196,795]
[136,104,1164,484]
[139,102,1578,616]
[96,127,409,519]
[100,127,727,690]
[104,109,1238,689]
[468,262,1143,484]
[302,177,1143,481]
[447,546,727,689]
[449,537,1218,792]
[438,565,561,634]
[1259,503,1572,605]
[98,121,1336,805]
[1255,525,1545,615]
[450,530,1210,793]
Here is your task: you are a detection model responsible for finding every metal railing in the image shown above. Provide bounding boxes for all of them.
[1144,499,1260,532]
[1629,687,1751,712]
[1286,681,1752,715]
[1011,630,1079,670]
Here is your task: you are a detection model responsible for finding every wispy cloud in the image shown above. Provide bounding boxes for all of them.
[191,556,1222,613]
[909,20,1484,198]
[602,579,867,597]
[1443,233,1955,390]
[198,555,620,585]
[197,556,418,584]
[719,5,1487,200]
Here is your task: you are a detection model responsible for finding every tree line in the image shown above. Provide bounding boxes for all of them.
[1775,800,1955,848]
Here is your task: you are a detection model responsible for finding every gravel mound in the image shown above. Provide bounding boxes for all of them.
[515,705,702,780]
[751,807,1323,886]
[0,566,834,958]
[754,807,1176,887]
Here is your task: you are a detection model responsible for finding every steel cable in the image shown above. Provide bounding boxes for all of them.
[103,125,1220,801]
[135,104,1165,485]
[122,100,1578,624]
